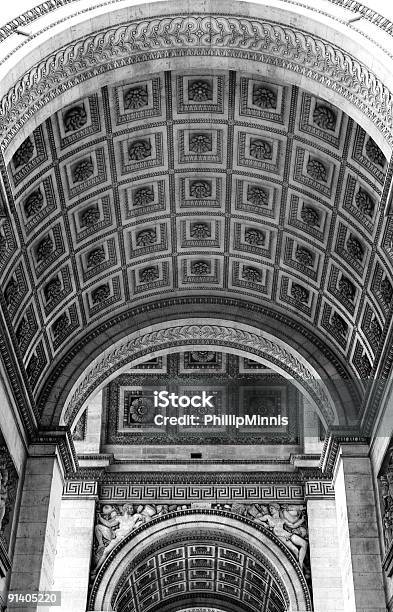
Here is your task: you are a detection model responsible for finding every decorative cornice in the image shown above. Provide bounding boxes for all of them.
[63,321,337,427]
[319,431,370,473]
[31,427,78,476]
[1,13,393,151]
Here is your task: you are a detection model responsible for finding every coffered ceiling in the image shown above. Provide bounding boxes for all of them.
[0,69,392,423]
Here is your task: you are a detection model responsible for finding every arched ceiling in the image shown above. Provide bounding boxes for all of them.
[0,67,392,428]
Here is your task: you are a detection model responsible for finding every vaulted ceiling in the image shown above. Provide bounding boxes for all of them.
[0,68,392,424]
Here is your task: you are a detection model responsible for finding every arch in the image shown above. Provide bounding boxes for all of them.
[0,0,392,158]
[59,317,344,430]
[89,510,312,611]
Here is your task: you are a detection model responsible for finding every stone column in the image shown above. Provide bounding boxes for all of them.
[53,482,97,612]
[334,443,386,612]
[306,481,345,612]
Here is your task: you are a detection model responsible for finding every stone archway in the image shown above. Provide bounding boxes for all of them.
[88,511,312,612]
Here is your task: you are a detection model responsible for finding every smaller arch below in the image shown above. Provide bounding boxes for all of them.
[89,511,312,612]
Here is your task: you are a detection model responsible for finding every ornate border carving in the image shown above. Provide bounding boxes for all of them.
[62,321,337,427]
[1,13,393,151]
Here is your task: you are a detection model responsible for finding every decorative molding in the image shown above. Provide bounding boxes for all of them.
[63,321,336,427]
[62,480,98,498]
[1,14,393,151]
[305,480,334,499]
[31,428,78,476]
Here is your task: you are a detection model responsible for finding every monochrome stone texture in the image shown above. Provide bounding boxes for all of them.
[0,1,391,611]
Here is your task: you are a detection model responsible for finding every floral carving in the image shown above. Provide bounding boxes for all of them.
[91,284,110,304]
[190,223,211,239]
[360,354,372,378]
[338,277,356,301]
[4,278,18,307]
[295,246,313,267]
[190,181,211,198]
[81,205,100,228]
[381,278,393,305]
[354,188,375,217]
[243,266,262,282]
[72,158,94,183]
[139,266,159,283]
[133,187,154,206]
[136,229,157,246]
[331,312,348,337]
[252,85,277,109]
[191,351,215,362]
[24,189,44,219]
[312,105,336,131]
[13,137,34,169]
[346,235,364,261]
[188,80,213,101]
[0,234,6,256]
[189,133,212,154]
[129,397,154,423]
[306,159,327,182]
[244,228,265,246]
[87,246,105,268]
[249,139,272,160]
[291,283,309,303]
[247,185,269,207]
[365,138,385,167]
[191,261,210,275]
[128,139,152,160]
[36,236,54,262]
[52,313,69,339]
[369,318,382,344]
[16,318,29,345]
[124,86,148,110]
[26,354,38,381]
[44,277,62,302]
[63,105,87,132]
[301,205,320,227]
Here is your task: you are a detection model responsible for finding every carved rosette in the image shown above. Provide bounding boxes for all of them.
[63,105,87,132]
[338,277,356,301]
[124,86,149,110]
[128,139,151,160]
[24,188,44,219]
[44,277,62,302]
[381,278,393,305]
[188,80,213,102]
[133,187,154,206]
[190,223,211,239]
[291,283,309,303]
[355,188,375,217]
[190,181,211,198]
[189,134,212,154]
[365,138,385,167]
[73,158,94,183]
[191,351,215,362]
[36,235,54,262]
[242,266,262,283]
[300,206,319,227]
[81,205,100,228]
[247,185,269,207]
[52,313,69,339]
[4,278,18,308]
[139,266,159,283]
[12,137,34,168]
[129,397,154,423]
[249,139,272,160]
[306,159,327,182]
[346,235,364,261]
[191,261,210,275]
[312,105,336,131]
[295,246,313,267]
[252,85,277,109]
[331,312,348,337]
[92,284,110,304]
[136,229,157,246]
[245,228,265,246]
[87,246,106,268]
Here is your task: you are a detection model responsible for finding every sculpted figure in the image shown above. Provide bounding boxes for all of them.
[0,469,8,531]
[255,503,308,568]
[94,504,143,566]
